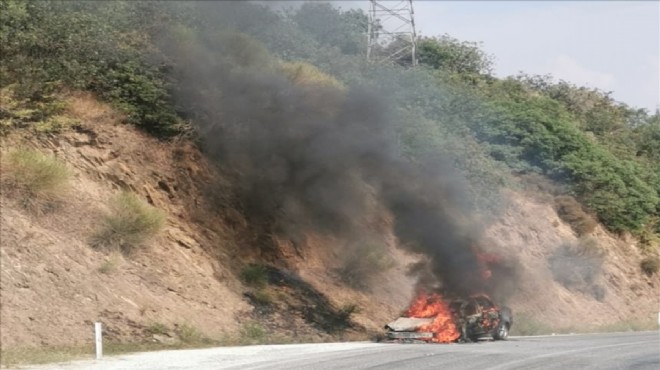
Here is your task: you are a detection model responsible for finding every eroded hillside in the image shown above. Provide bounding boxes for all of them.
[2,2,659,367]
[0,93,419,350]
[1,94,658,357]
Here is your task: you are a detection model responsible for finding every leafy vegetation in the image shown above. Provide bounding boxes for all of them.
[240,264,269,288]
[0,1,180,135]
[1,0,657,245]
[239,322,267,343]
[175,323,209,345]
[90,191,165,254]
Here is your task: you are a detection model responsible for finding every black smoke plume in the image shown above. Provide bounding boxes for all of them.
[157,2,513,298]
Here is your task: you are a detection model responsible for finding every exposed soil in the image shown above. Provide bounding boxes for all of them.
[1,93,658,354]
[486,191,660,329]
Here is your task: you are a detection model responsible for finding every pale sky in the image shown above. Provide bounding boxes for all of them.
[314,1,660,112]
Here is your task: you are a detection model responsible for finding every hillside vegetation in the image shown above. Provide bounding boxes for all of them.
[2,1,657,244]
[1,1,659,364]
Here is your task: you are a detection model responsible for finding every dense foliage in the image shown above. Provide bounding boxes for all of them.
[1,0,657,241]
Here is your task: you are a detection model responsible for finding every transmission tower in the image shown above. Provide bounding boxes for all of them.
[367,0,417,67]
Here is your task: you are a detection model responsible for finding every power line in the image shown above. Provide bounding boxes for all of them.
[367,0,417,67]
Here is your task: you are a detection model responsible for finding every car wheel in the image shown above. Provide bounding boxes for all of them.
[493,322,509,340]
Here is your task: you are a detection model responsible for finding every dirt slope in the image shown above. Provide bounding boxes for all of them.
[0,94,418,350]
[1,93,658,352]
[487,192,660,330]
[1,95,253,347]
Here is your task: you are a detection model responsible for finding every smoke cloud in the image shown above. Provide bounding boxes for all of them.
[158,2,513,298]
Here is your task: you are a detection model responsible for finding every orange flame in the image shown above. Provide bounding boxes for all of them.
[404,292,460,343]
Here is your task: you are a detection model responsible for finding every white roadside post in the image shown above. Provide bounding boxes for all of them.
[95,322,103,360]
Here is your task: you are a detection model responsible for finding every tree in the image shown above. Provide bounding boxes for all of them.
[292,3,367,55]
[417,35,493,75]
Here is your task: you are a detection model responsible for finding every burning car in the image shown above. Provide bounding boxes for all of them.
[385,292,513,343]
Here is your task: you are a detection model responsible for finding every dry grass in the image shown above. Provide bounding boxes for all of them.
[640,256,659,277]
[250,288,274,305]
[510,314,657,336]
[279,61,346,90]
[32,115,80,133]
[0,85,83,134]
[240,322,266,341]
[146,322,170,336]
[594,319,657,333]
[0,345,95,367]
[65,91,123,124]
[97,252,122,274]
[0,148,70,213]
[175,323,211,345]
[278,61,346,118]
[509,313,553,336]
[554,195,598,235]
[90,191,165,254]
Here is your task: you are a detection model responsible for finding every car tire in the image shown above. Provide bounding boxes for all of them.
[493,322,509,340]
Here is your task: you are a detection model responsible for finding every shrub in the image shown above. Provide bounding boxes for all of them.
[640,257,659,277]
[279,61,345,90]
[0,148,70,213]
[0,86,74,134]
[97,257,118,274]
[239,322,266,343]
[1,1,181,136]
[278,61,346,118]
[146,322,169,336]
[239,264,269,288]
[175,323,207,345]
[33,115,80,133]
[250,289,273,306]
[90,191,165,254]
[554,195,598,235]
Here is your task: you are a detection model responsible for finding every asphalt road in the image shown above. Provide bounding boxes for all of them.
[20,331,660,370]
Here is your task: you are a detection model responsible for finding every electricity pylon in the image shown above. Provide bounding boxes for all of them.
[367,0,417,67]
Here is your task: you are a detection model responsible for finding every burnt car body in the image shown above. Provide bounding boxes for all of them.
[386,294,513,343]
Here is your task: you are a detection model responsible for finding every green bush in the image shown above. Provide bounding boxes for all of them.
[90,191,165,254]
[473,79,658,234]
[240,264,269,288]
[0,1,181,136]
[2,0,657,241]
[239,322,266,343]
[244,287,274,307]
[175,323,208,345]
[0,86,74,134]
[0,148,70,212]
